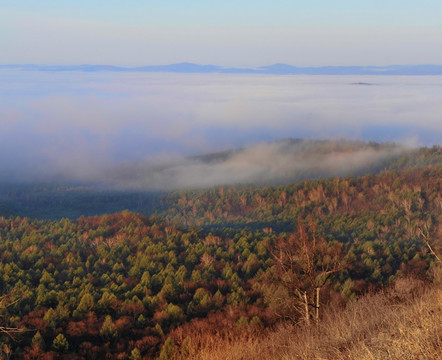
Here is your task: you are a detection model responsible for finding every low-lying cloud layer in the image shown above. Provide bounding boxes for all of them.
[102,140,408,190]
[0,71,440,189]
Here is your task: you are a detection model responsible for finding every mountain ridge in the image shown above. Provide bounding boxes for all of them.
[2,63,442,75]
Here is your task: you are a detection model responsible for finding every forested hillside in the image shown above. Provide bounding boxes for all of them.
[163,165,441,230]
[0,162,440,359]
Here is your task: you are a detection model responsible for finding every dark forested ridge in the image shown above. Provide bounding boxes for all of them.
[0,154,441,358]
[0,185,164,220]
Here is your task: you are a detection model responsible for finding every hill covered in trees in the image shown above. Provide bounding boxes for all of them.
[0,148,440,358]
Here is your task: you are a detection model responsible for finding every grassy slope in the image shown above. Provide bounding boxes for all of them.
[177,274,441,360]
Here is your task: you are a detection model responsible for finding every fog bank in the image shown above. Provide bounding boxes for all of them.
[101,140,408,190]
[0,71,440,188]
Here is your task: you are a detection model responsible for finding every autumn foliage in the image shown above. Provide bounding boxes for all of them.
[0,162,440,358]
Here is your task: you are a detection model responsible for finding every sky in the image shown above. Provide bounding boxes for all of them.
[1,1,442,66]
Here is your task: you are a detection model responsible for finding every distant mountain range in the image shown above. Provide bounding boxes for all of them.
[2,63,442,75]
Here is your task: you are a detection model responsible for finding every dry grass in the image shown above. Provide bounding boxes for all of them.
[176,276,441,360]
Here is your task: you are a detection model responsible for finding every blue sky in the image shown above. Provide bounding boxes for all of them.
[1,1,441,65]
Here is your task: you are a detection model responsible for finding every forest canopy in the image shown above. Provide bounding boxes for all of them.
[0,152,440,358]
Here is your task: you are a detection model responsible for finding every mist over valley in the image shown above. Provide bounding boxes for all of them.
[1,70,441,189]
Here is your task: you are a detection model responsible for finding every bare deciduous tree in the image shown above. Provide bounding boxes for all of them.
[269,220,343,325]
[416,218,442,264]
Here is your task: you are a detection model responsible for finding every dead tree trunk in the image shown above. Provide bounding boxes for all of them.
[315,287,320,325]
[303,291,310,325]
